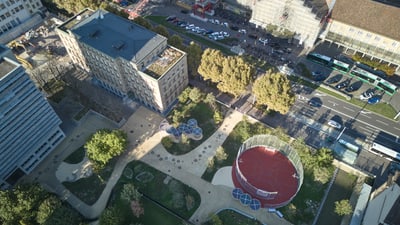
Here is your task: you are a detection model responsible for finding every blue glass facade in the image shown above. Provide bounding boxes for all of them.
[0,50,65,189]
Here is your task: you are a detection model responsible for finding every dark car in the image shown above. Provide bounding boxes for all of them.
[166,15,177,21]
[314,75,328,82]
[308,97,322,107]
[230,26,239,31]
[326,74,343,84]
[180,10,189,14]
[345,81,363,92]
[248,33,258,39]
[335,79,351,89]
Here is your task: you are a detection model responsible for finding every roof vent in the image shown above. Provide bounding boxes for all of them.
[112,41,125,50]
[76,15,82,21]
[89,29,100,38]
[99,11,104,19]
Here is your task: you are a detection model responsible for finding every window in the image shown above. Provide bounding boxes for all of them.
[5,12,10,17]
[392,42,398,48]
[349,28,354,32]
[366,33,372,38]
[374,36,381,41]
[357,31,363,35]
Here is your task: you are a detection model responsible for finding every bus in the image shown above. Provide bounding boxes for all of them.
[306,53,331,66]
[331,59,351,73]
[376,80,398,96]
[349,68,378,84]
[369,142,400,162]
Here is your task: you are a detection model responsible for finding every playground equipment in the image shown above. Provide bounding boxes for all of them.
[7,40,27,52]
[15,55,33,70]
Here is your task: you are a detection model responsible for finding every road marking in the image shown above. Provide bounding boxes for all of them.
[322,104,399,140]
[343,106,355,112]
[360,114,371,119]
[394,127,400,131]
[376,120,389,126]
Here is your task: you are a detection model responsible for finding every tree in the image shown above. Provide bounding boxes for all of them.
[215,146,228,162]
[36,196,61,224]
[186,41,202,76]
[178,87,191,103]
[204,93,216,109]
[198,48,254,97]
[130,200,144,218]
[334,199,353,216]
[120,183,142,202]
[168,35,185,50]
[133,16,152,30]
[189,87,203,103]
[85,129,128,168]
[152,25,169,38]
[210,215,223,225]
[99,206,124,225]
[43,204,83,225]
[315,148,334,167]
[252,71,295,114]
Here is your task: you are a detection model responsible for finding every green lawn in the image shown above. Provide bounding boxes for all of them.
[62,157,118,205]
[315,169,357,225]
[203,209,263,225]
[63,146,85,164]
[115,161,201,220]
[111,194,186,225]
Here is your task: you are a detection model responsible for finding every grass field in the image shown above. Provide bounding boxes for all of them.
[110,161,201,222]
[203,209,263,225]
[315,169,357,225]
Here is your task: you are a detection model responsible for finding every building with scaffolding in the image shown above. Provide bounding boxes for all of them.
[0,45,65,189]
[249,0,329,48]
[56,9,188,114]
[0,0,45,44]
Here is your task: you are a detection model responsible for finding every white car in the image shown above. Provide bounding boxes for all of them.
[258,38,268,45]
[238,29,246,34]
[328,120,342,129]
[359,92,373,101]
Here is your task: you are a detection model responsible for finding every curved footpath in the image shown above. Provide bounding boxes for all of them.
[29,107,292,225]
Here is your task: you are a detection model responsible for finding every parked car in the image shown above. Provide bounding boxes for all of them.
[314,75,328,82]
[328,120,342,129]
[312,71,322,76]
[326,74,343,84]
[248,33,258,39]
[238,29,246,34]
[345,81,362,92]
[230,25,239,31]
[359,89,375,100]
[308,97,322,107]
[258,38,268,45]
[368,96,381,104]
[335,79,351,89]
[283,47,292,53]
[166,15,177,21]
[180,10,189,14]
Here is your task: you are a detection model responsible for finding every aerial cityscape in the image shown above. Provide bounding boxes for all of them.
[0,0,400,224]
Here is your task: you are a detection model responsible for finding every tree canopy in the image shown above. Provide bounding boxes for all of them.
[186,42,202,77]
[334,199,353,216]
[0,184,83,225]
[198,48,254,97]
[252,71,295,114]
[85,129,128,168]
[43,0,102,14]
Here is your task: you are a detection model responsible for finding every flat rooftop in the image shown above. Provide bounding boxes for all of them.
[0,58,17,79]
[58,9,166,62]
[145,46,183,79]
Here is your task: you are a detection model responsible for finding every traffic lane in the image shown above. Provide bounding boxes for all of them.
[300,91,400,138]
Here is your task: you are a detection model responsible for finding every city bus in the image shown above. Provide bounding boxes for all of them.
[369,142,400,162]
[349,68,378,84]
[306,53,331,66]
[376,80,398,96]
[331,59,352,73]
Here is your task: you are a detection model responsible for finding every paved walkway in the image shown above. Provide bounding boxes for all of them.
[29,106,292,224]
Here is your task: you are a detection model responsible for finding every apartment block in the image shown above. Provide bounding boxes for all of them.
[322,0,400,70]
[0,45,65,189]
[0,0,44,44]
[56,9,188,114]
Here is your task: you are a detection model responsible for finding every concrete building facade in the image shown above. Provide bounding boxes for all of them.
[321,0,400,70]
[249,0,328,48]
[56,9,188,114]
[0,0,44,44]
[0,45,65,189]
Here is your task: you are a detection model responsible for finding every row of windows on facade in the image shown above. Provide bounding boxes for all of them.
[328,32,400,55]
[347,27,398,47]
[0,0,37,8]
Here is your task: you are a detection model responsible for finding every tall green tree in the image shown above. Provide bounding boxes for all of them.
[152,25,169,38]
[186,41,202,76]
[36,196,61,224]
[99,206,124,225]
[120,183,142,202]
[168,35,185,51]
[85,129,128,168]
[252,71,295,114]
[133,16,153,30]
[334,199,353,216]
[189,87,203,103]
[198,48,254,97]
